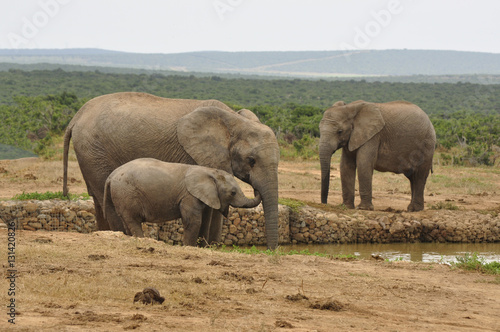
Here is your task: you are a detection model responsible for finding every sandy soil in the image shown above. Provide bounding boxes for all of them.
[0,157,499,331]
[1,230,499,332]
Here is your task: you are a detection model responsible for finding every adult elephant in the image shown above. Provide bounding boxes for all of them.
[63,92,280,249]
[319,100,436,212]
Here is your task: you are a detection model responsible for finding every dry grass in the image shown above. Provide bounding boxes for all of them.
[276,155,500,212]
[0,159,82,185]
[278,156,500,197]
[7,232,209,309]
[1,152,500,211]
[1,230,500,331]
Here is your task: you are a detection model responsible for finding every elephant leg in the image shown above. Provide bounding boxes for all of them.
[104,203,128,234]
[355,143,377,211]
[208,210,224,245]
[91,183,126,233]
[197,207,213,247]
[180,198,204,246]
[356,168,374,210]
[83,171,112,231]
[118,210,144,237]
[122,218,132,235]
[103,195,130,235]
[407,169,429,212]
[92,196,111,231]
[125,220,144,237]
[340,149,356,209]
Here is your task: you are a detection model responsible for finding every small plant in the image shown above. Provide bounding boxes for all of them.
[475,276,500,285]
[386,256,405,262]
[278,198,305,212]
[306,201,348,213]
[452,252,500,275]
[215,245,357,260]
[12,191,91,201]
[348,272,370,277]
[429,201,460,210]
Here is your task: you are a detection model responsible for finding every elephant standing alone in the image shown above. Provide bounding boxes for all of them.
[319,100,436,212]
[63,92,280,249]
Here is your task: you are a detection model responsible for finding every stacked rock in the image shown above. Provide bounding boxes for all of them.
[1,200,498,244]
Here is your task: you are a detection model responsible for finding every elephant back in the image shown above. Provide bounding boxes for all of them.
[378,101,435,140]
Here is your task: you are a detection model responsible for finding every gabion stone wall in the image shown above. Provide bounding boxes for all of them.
[290,207,500,244]
[0,200,290,245]
[1,200,499,244]
[0,200,96,233]
[144,205,290,246]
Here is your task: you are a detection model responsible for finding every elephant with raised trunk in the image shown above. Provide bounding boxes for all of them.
[63,92,280,249]
[104,159,261,246]
[319,100,436,212]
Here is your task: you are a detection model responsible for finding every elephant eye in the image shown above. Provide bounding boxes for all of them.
[231,190,236,196]
[337,129,343,135]
[248,157,256,168]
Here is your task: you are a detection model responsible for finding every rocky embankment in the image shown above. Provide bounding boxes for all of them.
[1,200,499,244]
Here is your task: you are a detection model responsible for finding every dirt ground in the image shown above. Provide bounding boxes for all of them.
[0,157,500,331]
[1,230,499,331]
[1,156,500,211]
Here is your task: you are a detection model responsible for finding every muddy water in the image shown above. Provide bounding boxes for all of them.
[275,242,500,263]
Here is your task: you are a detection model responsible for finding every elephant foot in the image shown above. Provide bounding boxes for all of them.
[196,237,211,248]
[342,201,355,209]
[357,202,374,211]
[407,202,424,212]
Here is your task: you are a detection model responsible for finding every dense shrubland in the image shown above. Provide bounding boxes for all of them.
[0,68,499,164]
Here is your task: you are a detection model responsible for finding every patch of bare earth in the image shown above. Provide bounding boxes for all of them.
[0,230,499,331]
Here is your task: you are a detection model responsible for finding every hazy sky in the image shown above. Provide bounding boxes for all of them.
[1,0,499,54]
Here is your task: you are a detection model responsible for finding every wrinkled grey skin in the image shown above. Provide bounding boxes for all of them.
[319,100,436,212]
[103,159,261,246]
[63,92,280,249]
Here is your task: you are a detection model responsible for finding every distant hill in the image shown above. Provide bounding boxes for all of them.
[1,49,500,78]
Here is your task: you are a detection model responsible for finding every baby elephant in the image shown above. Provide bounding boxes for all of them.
[103,158,261,246]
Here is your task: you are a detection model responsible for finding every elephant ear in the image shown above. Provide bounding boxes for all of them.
[185,167,221,210]
[332,101,346,107]
[348,103,385,151]
[177,106,233,174]
[237,109,261,122]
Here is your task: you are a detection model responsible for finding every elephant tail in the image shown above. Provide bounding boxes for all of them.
[103,178,112,220]
[62,122,75,197]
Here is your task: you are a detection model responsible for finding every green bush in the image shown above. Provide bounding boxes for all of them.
[453,252,500,275]
[280,134,319,160]
[1,69,499,164]
[12,191,91,201]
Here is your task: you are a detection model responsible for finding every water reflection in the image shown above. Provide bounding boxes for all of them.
[275,242,500,263]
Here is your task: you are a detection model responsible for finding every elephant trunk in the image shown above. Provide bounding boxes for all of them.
[232,190,262,208]
[252,171,279,250]
[319,140,336,204]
